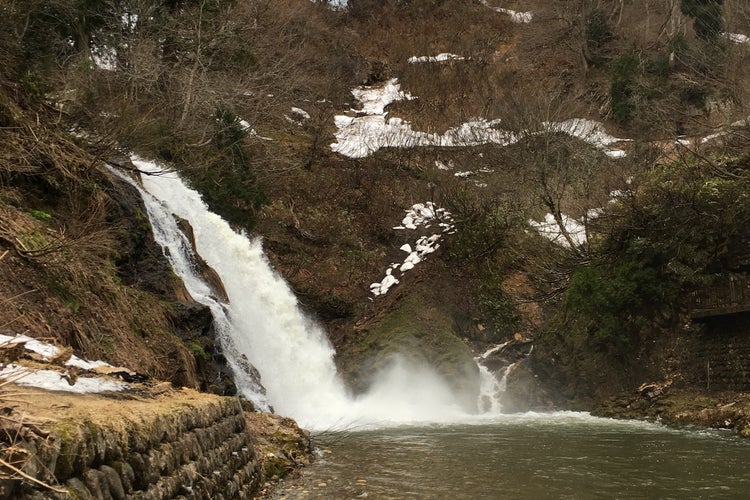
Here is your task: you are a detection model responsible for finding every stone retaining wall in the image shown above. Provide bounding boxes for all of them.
[671,315,750,391]
[2,387,261,499]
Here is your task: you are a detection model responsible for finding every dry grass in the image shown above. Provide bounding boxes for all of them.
[0,341,65,495]
[0,82,198,388]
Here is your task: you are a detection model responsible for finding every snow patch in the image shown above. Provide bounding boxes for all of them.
[408,53,466,64]
[435,160,454,170]
[545,118,626,146]
[233,118,273,140]
[480,1,533,23]
[529,213,588,248]
[331,80,630,159]
[352,78,414,115]
[0,364,128,394]
[286,106,311,125]
[92,46,117,71]
[370,268,400,296]
[698,115,750,144]
[723,32,750,44]
[291,107,311,120]
[371,202,455,296]
[0,334,129,393]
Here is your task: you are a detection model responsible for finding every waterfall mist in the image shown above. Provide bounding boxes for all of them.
[126,158,502,429]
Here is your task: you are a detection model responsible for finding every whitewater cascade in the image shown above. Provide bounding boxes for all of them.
[119,157,505,429]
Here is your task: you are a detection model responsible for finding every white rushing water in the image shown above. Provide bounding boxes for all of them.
[121,157,503,430]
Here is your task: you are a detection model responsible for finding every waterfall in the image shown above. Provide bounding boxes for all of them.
[120,157,505,429]
[476,344,516,413]
[109,164,272,409]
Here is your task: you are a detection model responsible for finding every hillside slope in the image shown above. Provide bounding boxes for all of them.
[0,0,749,434]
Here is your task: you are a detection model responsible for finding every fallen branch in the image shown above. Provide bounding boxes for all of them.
[0,289,38,306]
[0,457,66,493]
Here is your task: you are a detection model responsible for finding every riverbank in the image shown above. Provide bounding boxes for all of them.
[593,386,750,437]
[0,382,311,498]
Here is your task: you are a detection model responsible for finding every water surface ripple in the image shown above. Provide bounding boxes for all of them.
[270,415,750,499]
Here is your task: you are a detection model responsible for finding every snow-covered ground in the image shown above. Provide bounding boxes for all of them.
[528,213,588,249]
[723,32,750,44]
[370,202,456,296]
[286,106,311,125]
[0,334,130,393]
[333,78,634,253]
[408,53,466,64]
[0,365,128,393]
[480,0,533,23]
[331,79,629,159]
[334,75,745,253]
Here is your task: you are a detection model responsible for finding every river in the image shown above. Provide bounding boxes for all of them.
[269,413,750,499]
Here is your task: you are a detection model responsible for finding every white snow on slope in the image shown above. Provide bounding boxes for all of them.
[723,32,750,44]
[92,46,117,71]
[408,53,466,64]
[0,364,128,393]
[545,118,629,158]
[331,79,629,159]
[528,213,588,249]
[370,202,455,296]
[0,334,129,393]
[286,107,311,125]
[0,334,111,370]
[290,107,311,120]
[353,78,414,115]
[480,1,533,23]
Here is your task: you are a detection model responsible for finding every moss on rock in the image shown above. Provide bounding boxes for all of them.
[337,285,480,412]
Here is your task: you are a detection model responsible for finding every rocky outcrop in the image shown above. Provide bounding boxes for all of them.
[243,412,312,495]
[502,358,557,413]
[102,164,179,299]
[593,386,750,438]
[336,284,480,412]
[104,160,238,396]
[1,386,261,499]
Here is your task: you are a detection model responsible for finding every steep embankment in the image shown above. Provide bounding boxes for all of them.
[0,127,230,393]
[0,79,282,493]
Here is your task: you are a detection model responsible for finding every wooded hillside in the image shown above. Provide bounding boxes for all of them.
[1,0,749,408]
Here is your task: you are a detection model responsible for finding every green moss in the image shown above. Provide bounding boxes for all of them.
[53,423,80,479]
[188,341,210,361]
[17,229,49,252]
[49,281,81,313]
[134,207,151,233]
[28,209,52,221]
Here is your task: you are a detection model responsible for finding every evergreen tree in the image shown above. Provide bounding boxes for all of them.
[681,0,725,41]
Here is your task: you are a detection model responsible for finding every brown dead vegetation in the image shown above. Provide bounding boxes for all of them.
[0,82,202,389]
[0,0,747,422]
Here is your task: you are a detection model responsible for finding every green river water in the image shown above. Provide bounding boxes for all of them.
[269,412,750,499]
